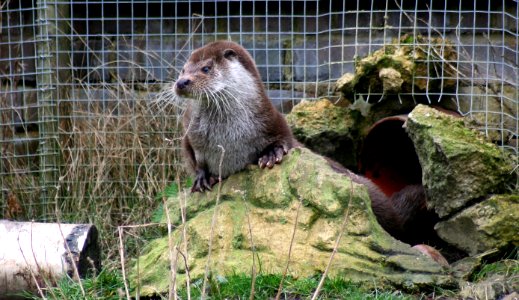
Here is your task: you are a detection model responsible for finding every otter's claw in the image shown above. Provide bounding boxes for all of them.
[192,169,218,193]
[258,145,287,169]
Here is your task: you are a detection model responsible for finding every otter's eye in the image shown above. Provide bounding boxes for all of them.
[201,66,210,73]
[180,68,185,74]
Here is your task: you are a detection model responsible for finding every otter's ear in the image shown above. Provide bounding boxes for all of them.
[223,48,236,59]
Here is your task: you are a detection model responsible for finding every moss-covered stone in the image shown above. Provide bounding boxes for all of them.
[435,194,519,256]
[379,67,404,93]
[286,99,360,170]
[335,35,458,96]
[131,148,454,296]
[406,105,517,218]
[333,35,460,124]
[286,99,353,138]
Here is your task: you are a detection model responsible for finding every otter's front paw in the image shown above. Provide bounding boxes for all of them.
[258,144,288,169]
[192,169,219,193]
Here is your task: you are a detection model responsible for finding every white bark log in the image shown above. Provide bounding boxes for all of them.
[0,220,100,299]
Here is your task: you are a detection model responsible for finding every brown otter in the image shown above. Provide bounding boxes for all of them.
[174,40,296,192]
[173,40,442,251]
[325,158,438,245]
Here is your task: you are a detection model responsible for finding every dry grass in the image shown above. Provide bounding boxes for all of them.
[2,81,185,267]
[57,89,184,263]
[0,17,201,296]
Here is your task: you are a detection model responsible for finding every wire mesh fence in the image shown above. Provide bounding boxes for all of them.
[1,0,518,226]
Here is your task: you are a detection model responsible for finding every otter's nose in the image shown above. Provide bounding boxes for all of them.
[176,78,191,90]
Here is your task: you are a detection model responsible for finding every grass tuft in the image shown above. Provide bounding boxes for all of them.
[22,269,125,300]
[471,248,519,282]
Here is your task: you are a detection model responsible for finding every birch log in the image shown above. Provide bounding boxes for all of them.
[0,220,100,299]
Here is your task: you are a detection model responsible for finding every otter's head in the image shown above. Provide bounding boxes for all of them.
[174,41,264,105]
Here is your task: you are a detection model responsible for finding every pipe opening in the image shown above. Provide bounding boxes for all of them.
[360,115,422,197]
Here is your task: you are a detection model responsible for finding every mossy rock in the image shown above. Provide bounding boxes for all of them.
[336,35,458,96]
[131,148,454,297]
[334,35,459,121]
[286,99,360,169]
[406,105,517,218]
[436,194,519,256]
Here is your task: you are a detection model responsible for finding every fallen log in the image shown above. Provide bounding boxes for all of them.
[0,220,100,299]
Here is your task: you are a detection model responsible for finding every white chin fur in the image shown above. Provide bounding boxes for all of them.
[217,59,258,98]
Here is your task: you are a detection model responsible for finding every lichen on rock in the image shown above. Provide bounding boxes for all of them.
[406,104,516,218]
[286,98,361,170]
[131,148,453,296]
[335,35,458,96]
[435,194,519,256]
[379,67,404,93]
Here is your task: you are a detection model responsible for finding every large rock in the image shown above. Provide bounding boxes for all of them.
[286,99,360,169]
[435,195,519,256]
[335,35,458,96]
[131,148,453,296]
[333,35,461,122]
[406,105,516,218]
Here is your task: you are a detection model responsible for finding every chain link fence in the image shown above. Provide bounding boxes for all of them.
[1,0,518,225]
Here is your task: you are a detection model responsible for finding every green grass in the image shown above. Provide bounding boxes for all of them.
[23,256,519,299]
[471,248,519,282]
[178,274,414,300]
[25,271,416,300]
[21,269,124,300]
[473,260,519,282]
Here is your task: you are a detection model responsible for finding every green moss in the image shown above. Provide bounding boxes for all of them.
[383,45,397,55]
[287,99,353,138]
[410,105,512,165]
[187,227,209,258]
[337,35,458,96]
[408,105,517,218]
[401,35,415,44]
[132,147,454,296]
[131,238,171,293]
[378,55,403,69]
